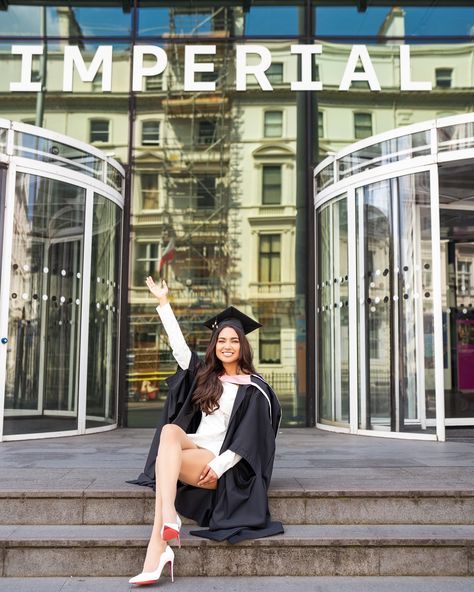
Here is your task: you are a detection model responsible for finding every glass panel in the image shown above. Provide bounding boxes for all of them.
[107,163,124,194]
[0,166,6,289]
[138,5,243,37]
[14,132,104,181]
[244,5,300,36]
[86,194,122,429]
[317,196,349,425]
[338,132,431,180]
[438,123,474,153]
[314,6,474,37]
[3,173,84,436]
[315,163,334,193]
[129,39,307,428]
[356,172,434,434]
[0,6,131,36]
[0,128,7,152]
[138,4,300,37]
[439,160,474,420]
[317,204,332,421]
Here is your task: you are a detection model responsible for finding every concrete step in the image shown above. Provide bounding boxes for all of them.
[1,524,474,577]
[2,577,474,592]
[1,488,473,526]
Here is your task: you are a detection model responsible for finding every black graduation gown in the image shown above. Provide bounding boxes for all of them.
[128,352,284,544]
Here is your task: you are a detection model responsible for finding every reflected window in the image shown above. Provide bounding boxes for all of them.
[354,113,373,140]
[196,175,215,208]
[91,73,103,92]
[457,260,471,295]
[264,111,283,138]
[262,165,282,205]
[90,119,110,143]
[436,68,453,88]
[187,244,218,285]
[352,64,369,89]
[318,111,324,138]
[140,174,159,210]
[142,121,160,146]
[197,120,216,145]
[198,69,219,84]
[134,243,159,286]
[259,234,281,283]
[267,63,283,85]
[146,75,163,91]
[259,326,281,364]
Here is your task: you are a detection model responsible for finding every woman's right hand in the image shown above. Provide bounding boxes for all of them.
[146,276,169,306]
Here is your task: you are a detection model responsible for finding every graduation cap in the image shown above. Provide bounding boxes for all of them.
[204,306,262,335]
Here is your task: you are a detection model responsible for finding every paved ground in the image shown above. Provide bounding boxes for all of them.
[1,428,473,590]
[1,577,474,592]
[0,427,474,493]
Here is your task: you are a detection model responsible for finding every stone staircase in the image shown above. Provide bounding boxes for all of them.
[1,485,473,578]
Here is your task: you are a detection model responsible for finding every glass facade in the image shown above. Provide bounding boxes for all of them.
[0,1,473,440]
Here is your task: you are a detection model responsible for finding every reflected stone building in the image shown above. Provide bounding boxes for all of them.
[0,3,474,440]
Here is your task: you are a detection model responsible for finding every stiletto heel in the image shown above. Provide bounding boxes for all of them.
[129,545,175,585]
[161,514,182,546]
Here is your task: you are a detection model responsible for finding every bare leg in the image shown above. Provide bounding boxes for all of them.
[157,424,205,524]
[141,425,214,572]
[141,486,166,572]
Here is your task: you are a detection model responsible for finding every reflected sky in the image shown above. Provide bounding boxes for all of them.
[0,5,472,38]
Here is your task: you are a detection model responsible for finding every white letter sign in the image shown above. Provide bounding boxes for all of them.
[236,45,273,91]
[291,44,323,91]
[132,45,167,92]
[10,45,43,92]
[400,45,432,91]
[184,45,216,91]
[339,45,381,91]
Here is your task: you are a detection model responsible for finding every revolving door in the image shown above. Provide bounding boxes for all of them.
[314,113,474,441]
[0,121,124,440]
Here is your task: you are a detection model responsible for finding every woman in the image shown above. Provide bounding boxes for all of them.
[129,277,283,586]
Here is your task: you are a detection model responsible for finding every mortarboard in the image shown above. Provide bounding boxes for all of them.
[203,306,262,335]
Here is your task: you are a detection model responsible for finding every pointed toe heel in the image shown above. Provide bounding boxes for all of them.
[129,545,175,586]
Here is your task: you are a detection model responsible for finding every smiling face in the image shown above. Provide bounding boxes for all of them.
[215,326,241,369]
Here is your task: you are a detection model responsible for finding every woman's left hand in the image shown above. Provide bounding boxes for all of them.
[197,465,218,487]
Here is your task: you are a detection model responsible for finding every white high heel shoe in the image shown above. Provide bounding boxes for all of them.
[161,514,182,547]
[129,544,175,585]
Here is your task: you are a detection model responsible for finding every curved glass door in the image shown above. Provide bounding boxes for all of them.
[3,172,85,436]
[85,194,122,429]
[316,194,350,426]
[356,171,436,435]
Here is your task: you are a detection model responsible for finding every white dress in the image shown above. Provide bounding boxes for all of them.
[157,303,242,478]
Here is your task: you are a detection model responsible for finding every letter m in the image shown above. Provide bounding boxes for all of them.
[63,46,112,92]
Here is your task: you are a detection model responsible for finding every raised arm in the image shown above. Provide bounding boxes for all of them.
[146,277,192,370]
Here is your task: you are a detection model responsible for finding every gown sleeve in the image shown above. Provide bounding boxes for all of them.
[156,302,192,370]
[207,449,242,479]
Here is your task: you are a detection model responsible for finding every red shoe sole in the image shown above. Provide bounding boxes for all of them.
[162,526,179,541]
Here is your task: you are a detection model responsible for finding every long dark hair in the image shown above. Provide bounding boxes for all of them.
[192,322,257,414]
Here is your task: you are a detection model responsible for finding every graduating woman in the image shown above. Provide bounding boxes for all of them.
[128,277,283,586]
